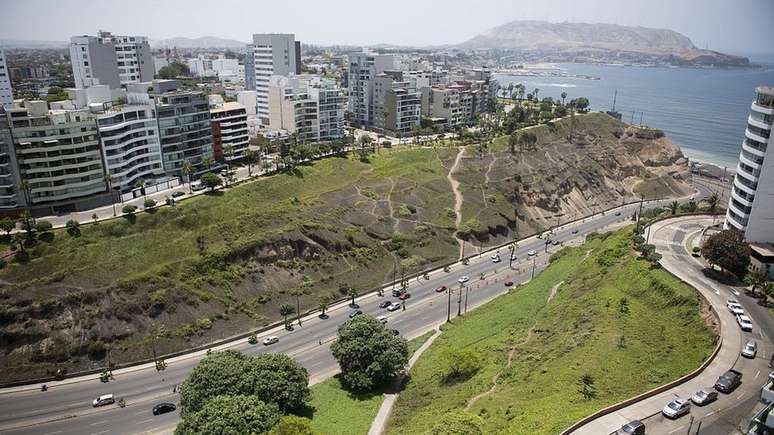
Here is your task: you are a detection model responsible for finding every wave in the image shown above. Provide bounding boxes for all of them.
[535,82,577,88]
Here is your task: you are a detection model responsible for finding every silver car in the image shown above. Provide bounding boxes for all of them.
[741,340,757,358]
[690,389,718,406]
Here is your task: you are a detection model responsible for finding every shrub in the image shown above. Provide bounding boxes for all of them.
[65,220,80,236]
[144,198,157,209]
[122,205,138,215]
[35,220,53,233]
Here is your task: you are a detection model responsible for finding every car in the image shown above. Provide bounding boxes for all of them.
[736,314,753,331]
[662,398,690,419]
[92,394,115,407]
[458,276,470,284]
[376,315,388,324]
[172,191,185,198]
[741,340,757,358]
[572,229,579,234]
[552,240,560,246]
[392,288,403,298]
[262,336,279,346]
[714,369,743,393]
[490,253,499,260]
[504,281,514,287]
[191,183,206,192]
[390,329,400,336]
[399,293,411,300]
[616,420,645,435]
[387,303,401,312]
[727,302,745,315]
[510,254,517,261]
[615,212,622,216]
[379,300,392,309]
[690,389,718,406]
[435,285,447,293]
[349,310,363,319]
[492,255,501,263]
[527,250,537,257]
[152,402,176,415]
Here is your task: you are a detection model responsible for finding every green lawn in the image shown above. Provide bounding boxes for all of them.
[307,330,436,435]
[386,228,717,435]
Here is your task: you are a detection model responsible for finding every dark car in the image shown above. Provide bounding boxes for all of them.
[399,293,411,300]
[615,212,621,216]
[552,240,560,246]
[152,402,176,415]
[379,300,392,309]
[616,420,645,435]
[504,281,514,287]
[390,329,400,336]
[572,229,579,234]
[714,369,742,393]
[435,285,447,293]
[172,191,185,198]
[349,310,363,319]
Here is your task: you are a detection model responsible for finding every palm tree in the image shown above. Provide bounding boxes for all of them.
[244,149,257,177]
[744,270,767,297]
[668,201,679,215]
[706,192,720,213]
[202,156,214,171]
[103,173,116,216]
[181,161,194,193]
[135,179,147,198]
[561,92,568,106]
[761,281,774,303]
[319,295,330,318]
[347,287,358,307]
[533,88,540,102]
[290,288,304,326]
[279,304,295,329]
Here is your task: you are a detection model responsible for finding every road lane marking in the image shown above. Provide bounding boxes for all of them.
[134,411,147,416]
[135,419,153,425]
[705,410,718,417]
[732,290,740,296]
[91,431,110,435]
[755,370,761,379]
[737,393,744,400]
[90,420,108,426]
[668,426,684,434]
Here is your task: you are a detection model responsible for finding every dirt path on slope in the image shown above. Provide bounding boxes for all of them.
[447,147,466,259]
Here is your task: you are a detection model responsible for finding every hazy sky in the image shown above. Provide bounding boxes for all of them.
[1,0,773,55]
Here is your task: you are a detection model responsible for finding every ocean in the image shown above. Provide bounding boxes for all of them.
[495,61,774,169]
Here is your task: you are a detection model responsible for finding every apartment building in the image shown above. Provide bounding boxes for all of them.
[244,34,300,125]
[0,48,13,106]
[347,53,395,126]
[372,71,421,134]
[152,88,214,176]
[210,102,249,161]
[268,75,346,142]
[421,86,464,128]
[726,86,774,241]
[0,107,21,211]
[2,100,109,214]
[69,31,153,89]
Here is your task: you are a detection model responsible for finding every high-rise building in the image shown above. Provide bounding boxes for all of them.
[268,75,346,142]
[725,86,774,245]
[0,106,21,211]
[69,31,153,89]
[2,100,109,214]
[372,71,421,134]
[210,102,250,161]
[347,53,394,126]
[245,34,299,125]
[0,48,14,106]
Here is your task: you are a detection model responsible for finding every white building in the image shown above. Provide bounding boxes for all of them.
[237,90,258,115]
[245,34,300,125]
[0,48,13,106]
[347,52,395,126]
[69,31,153,89]
[726,86,774,245]
[268,75,345,142]
[210,102,250,161]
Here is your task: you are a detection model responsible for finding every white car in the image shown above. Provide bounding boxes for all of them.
[491,255,501,263]
[458,275,470,284]
[92,394,115,407]
[527,250,537,257]
[262,336,279,346]
[736,314,753,332]
[662,398,690,419]
[741,340,757,358]
[510,254,517,261]
[387,302,401,312]
[376,315,388,324]
[727,302,744,316]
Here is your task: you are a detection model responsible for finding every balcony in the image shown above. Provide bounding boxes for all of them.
[734,174,758,195]
[725,210,747,231]
[731,188,754,208]
[742,138,767,157]
[728,201,751,223]
[752,100,774,116]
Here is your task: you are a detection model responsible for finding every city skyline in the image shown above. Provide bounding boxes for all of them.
[1,0,773,55]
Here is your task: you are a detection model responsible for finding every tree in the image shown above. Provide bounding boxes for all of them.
[429,411,484,435]
[179,351,250,415]
[705,192,720,213]
[439,347,482,382]
[318,295,330,318]
[181,160,194,193]
[135,179,147,198]
[683,199,698,213]
[245,353,310,412]
[761,281,774,303]
[199,173,222,192]
[347,287,358,306]
[331,315,409,391]
[507,132,519,155]
[743,270,767,296]
[122,205,137,215]
[65,219,80,236]
[572,97,590,112]
[701,229,751,276]
[290,288,304,326]
[144,198,157,209]
[279,304,295,329]
[0,218,15,236]
[668,201,679,215]
[269,415,317,435]
[157,61,190,80]
[244,149,258,177]
[578,374,597,399]
[518,131,537,152]
[35,220,53,233]
[18,210,34,238]
[561,91,568,105]
[175,395,280,435]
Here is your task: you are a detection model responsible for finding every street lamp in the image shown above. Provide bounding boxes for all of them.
[446,283,452,323]
[531,255,537,279]
[457,283,463,317]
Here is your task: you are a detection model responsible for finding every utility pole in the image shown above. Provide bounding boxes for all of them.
[446,284,452,322]
[464,285,469,314]
[457,283,463,316]
[635,197,644,232]
[509,244,516,269]
[531,255,537,279]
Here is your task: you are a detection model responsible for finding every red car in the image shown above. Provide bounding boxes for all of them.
[399,293,411,300]
[435,285,447,293]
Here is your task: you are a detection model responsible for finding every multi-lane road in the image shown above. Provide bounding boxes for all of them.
[0,195,701,435]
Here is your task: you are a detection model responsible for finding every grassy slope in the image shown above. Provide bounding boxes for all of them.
[307,331,436,435]
[387,229,717,435]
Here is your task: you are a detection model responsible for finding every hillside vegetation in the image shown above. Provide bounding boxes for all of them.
[0,113,692,382]
[387,229,717,434]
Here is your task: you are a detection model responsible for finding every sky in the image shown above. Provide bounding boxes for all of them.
[1,0,773,56]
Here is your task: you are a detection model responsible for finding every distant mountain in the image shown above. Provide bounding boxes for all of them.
[458,20,749,67]
[150,36,248,49]
[0,39,68,49]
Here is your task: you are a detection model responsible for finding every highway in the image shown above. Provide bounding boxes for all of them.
[0,196,695,435]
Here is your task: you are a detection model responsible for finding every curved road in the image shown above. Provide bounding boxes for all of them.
[572,215,773,435]
[0,196,698,435]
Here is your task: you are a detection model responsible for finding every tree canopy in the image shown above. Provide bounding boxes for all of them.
[428,411,484,435]
[199,173,223,192]
[701,229,750,276]
[268,415,317,435]
[158,61,191,79]
[175,395,280,435]
[331,315,409,391]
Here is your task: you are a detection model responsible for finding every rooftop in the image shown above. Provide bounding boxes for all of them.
[210,102,246,113]
[756,86,774,97]
[750,243,774,258]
